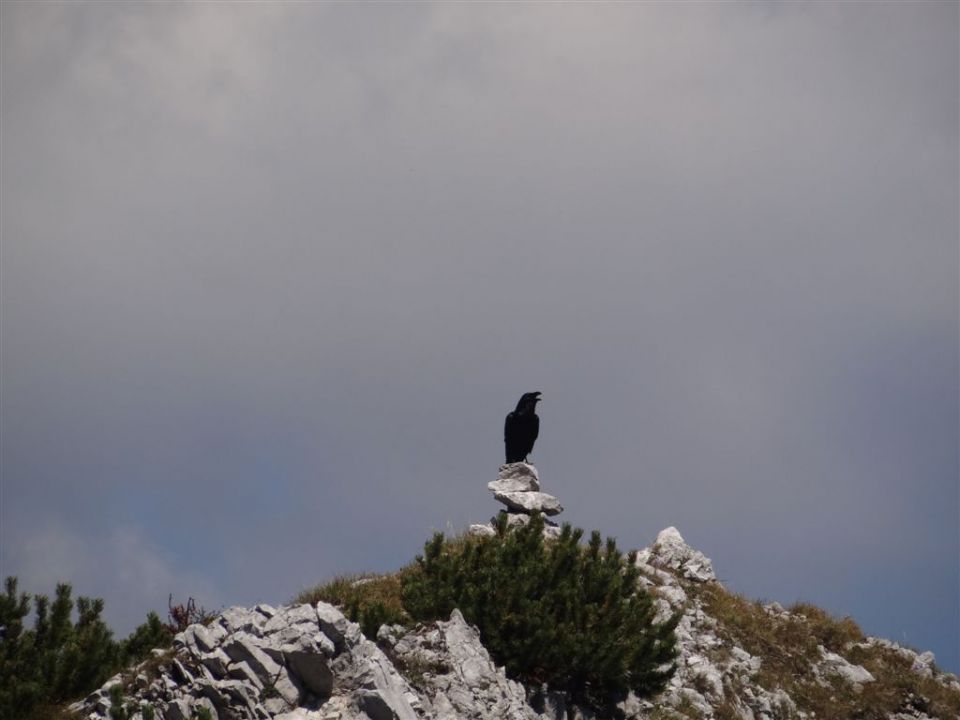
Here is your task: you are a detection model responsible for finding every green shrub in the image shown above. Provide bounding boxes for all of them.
[0,576,41,717]
[0,578,121,719]
[0,578,177,720]
[117,612,171,668]
[401,514,679,710]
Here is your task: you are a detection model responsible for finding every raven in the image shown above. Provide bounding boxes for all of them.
[504,392,541,463]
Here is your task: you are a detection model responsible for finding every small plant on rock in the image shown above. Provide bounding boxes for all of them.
[165,596,215,634]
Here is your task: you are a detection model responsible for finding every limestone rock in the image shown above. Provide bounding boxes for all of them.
[284,644,334,696]
[221,632,284,683]
[218,605,268,636]
[489,462,540,493]
[817,646,875,685]
[493,490,563,516]
[636,526,716,582]
[69,526,959,720]
[392,609,539,719]
[487,476,539,493]
[71,601,421,720]
[476,462,565,538]
[498,461,540,485]
[467,523,496,538]
[316,601,361,650]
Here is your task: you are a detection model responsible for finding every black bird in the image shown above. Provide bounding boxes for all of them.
[504,392,542,463]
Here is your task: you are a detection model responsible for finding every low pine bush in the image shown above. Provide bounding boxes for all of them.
[0,578,122,718]
[0,577,185,720]
[401,513,679,710]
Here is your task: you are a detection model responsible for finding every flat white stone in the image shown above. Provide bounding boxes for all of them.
[497,462,539,483]
[818,646,875,685]
[490,463,540,492]
[493,490,563,516]
[488,477,539,493]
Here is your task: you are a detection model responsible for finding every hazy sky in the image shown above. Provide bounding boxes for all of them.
[2,2,957,672]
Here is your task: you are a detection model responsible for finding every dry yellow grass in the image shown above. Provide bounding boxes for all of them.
[689,581,960,719]
[294,571,412,631]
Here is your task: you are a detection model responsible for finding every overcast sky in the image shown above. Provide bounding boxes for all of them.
[2,2,957,673]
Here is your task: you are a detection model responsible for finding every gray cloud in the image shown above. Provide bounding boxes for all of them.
[2,2,957,669]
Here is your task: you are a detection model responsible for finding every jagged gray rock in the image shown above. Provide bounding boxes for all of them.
[489,462,541,492]
[71,602,420,720]
[817,645,876,686]
[499,462,540,482]
[635,526,715,583]
[493,490,563,516]
[392,609,540,719]
[70,528,959,720]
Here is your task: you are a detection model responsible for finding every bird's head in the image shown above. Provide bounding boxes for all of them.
[515,391,542,412]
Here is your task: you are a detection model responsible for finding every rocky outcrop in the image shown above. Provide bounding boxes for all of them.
[636,527,715,584]
[71,528,959,720]
[72,602,558,720]
[387,610,539,720]
[72,602,422,720]
[632,528,959,720]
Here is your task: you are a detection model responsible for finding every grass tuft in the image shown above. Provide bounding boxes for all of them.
[294,572,412,640]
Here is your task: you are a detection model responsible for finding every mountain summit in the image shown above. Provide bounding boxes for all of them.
[70,523,959,720]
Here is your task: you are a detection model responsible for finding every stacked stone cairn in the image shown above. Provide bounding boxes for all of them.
[469,462,564,539]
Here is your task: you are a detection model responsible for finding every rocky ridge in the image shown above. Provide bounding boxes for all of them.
[71,528,959,720]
